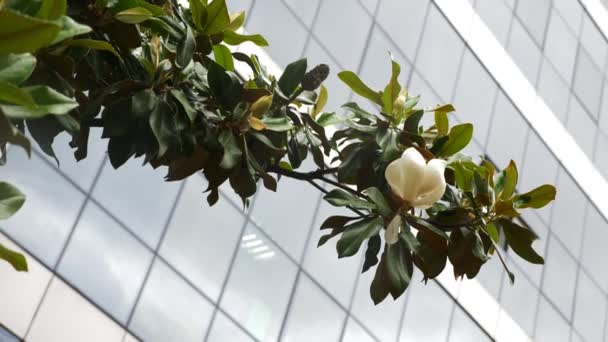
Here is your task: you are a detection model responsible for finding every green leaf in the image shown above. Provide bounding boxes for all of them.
[67,39,122,60]
[448,228,487,279]
[363,187,391,218]
[218,130,242,169]
[407,216,449,239]
[0,9,62,53]
[0,53,36,85]
[362,234,382,273]
[115,7,153,24]
[222,31,268,46]
[0,243,27,272]
[207,61,243,109]
[342,102,375,121]
[382,53,401,114]
[36,0,66,20]
[323,189,376,211]
[204,0,230,35]
[413,228,448,281]
[50,16,92,45]
[0,82,35,107]
[0,85,78,119]
[338,71,383,106]
[316,112,343,127]
[261,116,294,132]
[170,89,197,122]
[383,238,414,299]
[438,123,473,157]
[513,184,556,209]
[430,104,455,114]
[434,111,449,135]
[212,44,234,71]
[0,181,26,220]
[278,58,307,97]
[189,0,207,29]
[312,85,328,118]
[149,100,174,157]
[336,216,383,258]
[403,109,424,134]
[36,0,67,20]
[499,219,544,264]
[176,25,195,68]
[495,160,518,200]
[225,11,246,31]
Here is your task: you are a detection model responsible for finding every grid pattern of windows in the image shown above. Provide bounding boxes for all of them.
[2,0,608,341]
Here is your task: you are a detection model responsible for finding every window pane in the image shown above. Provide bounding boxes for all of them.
[515,0,551,46]
[448,306,492,342]
[552,0,583,34]
[519,132,558,223]
[92,159,181,248]
[250,177,320,261]
[0,325,19,342]
[566,96,598,159]
[283,0,320,28]
[499,265,538,336]
[220,224,298,342]
[541,236,578,318]
[350,263,406,342]
[282,275,345,342]
[246,0,307,68]
[341,318,376,342]
[400,281,452,342]
[160,176,245,301]
[579,16,607,73]
[415,5,464,100]
[544,10,578,84]
[452,51,497,145]
[313,0,372,71]
[0,152,84,266]
[486,92,528,168]
[302,201,362,307]
[507,19,542,84]
[475,0,513,46]
[207,312,254,342]
[580,205,608,292]
[377,0,429,60]
[573,271,607,342]
[537,58,570,123]
[57,202,153,323]
[573,47,603,118]
[535,296,570,342]
[129,260,214,342]
[550,168,588,256]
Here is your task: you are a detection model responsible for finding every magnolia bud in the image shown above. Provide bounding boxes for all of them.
[301,64,330,91]
[392,89,408,114]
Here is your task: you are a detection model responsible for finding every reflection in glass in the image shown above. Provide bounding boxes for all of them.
[220,225,297,342]
[207,311,254,342]
[129,260,214,342]
[0,152,84,266]
[160,176,245,301]
[282,275,345,342]
[57,202,153,323]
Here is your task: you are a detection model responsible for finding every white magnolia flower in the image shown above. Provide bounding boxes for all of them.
[384,148,447,244]
[385,148,447,209]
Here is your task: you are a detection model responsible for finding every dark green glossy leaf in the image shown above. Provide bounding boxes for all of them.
[204,0,230,35]
[498,218,544,264]
[261,116,294,132]
[323,189,376,211]
[176,25,195,68]
[362,234,381,273]
[115,7,153,24]
[363,187,391,218]
[50,16,92,45]
[336,216,383,258]
[0,82,35,107]
[278,58,307,97]
[495,160,518,200]
[218,130,242,169]
[403,109,424,134]
[170,89,197,122]
[338,71,382,106]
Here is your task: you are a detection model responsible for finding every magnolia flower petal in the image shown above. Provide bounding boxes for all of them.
[385,214,402,245]
[412,159,447,208]
[385,157,406,200]
[399,148,426,204]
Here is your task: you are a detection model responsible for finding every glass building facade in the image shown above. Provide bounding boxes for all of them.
[1,0,608,341]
